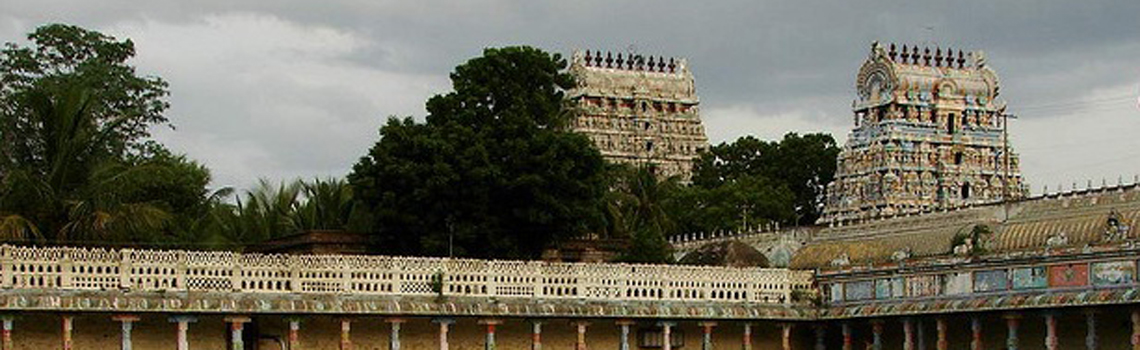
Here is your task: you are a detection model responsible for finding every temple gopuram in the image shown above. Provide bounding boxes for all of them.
[819,42,1026,225]
[567,50,709,180]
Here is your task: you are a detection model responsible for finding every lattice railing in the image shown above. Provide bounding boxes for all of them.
[0,245,811,304]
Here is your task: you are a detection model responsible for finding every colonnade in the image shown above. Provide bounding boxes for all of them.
[826,309,1140,350]
[0,314,793,350]
[4,309,1140,350]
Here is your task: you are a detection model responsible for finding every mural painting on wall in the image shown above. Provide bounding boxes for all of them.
[1011,266,1047,289]
[829,284,844,303]
[907,275,941,297]
[1091,261,1136,286]
[974,269,1009,292]
[875,278,905,299]
[943,272,973,295]
[1048,263,1089,287]
[846,280,874,301]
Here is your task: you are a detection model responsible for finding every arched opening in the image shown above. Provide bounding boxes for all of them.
[962,183,971,199]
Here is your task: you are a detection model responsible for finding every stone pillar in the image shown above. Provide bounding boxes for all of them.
[112,315,140,350]
[340,318,353,350]
[1004,313,1021,350]
[61,315,73,350]
[1132,310,1140,350]
[814,324,826,350]
[658,322,676,350]
[871,320,883,350]
[433,318,454,350]
[573,321,590,350]
[1085,310,1097,350]
[971,316,982,350]
[531,321,544,350]
[168,315,197,350]
[699,321,717,350]
[842,322,853,350]
[225,316,251,350]
[1044,313,1058,350]
[936,318,948,350]
[616,320,635,350]
[1,315,12,350]
[782,323,794,350]
[742,323,753,350]
[386,318,405,350]
[286,317,302,350]
[479,319,502,350]
[903,318,915,350]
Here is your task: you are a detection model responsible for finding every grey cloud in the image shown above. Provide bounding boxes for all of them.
[2,1,1138,192]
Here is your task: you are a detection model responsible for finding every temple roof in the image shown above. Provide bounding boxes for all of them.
[793,183,1140,269]
[854,42,1001,111]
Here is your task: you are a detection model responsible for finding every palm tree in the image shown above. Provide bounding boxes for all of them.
[0,85,171,244]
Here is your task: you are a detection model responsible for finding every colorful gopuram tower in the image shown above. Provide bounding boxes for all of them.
[818,42,1026,224]
[567,50,709,180]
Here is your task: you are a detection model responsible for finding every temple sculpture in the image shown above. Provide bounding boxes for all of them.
[567,50,709,180]
[819,42,1026,224]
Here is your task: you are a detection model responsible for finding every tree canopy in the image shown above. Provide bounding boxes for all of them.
[349,46,607,259]
[0,24,215,246]
[690,133,840,228]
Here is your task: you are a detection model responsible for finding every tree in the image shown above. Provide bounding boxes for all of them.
[602,165,680,264]
[0,24,219,247]
[691,133,839,225]
[1,24,170,175]
[349,46,607,259]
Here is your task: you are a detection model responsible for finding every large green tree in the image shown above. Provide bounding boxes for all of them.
[349,46,607,259]
[0,24,217,246]
[691,133,840,226]
[1,24,170,172]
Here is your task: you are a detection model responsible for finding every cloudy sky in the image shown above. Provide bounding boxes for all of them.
[3,1,1139,194]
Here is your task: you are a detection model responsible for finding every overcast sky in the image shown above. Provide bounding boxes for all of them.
[3,1,1139,194]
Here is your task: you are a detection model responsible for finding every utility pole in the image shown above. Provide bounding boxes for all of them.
[1001,110,1018,221]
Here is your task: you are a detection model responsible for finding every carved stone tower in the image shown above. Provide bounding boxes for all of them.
[818,42,1026,224]
[567,50,709,180]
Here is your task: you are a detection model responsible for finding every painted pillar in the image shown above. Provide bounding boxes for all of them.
[1044,313,1058,350]
[531,321,544,350]
[112,315,140,350]
[871,320,883,350]
[1085,310,1098,350]
[814,324,826,350]
[842,323,853,350]
[917,320,926,350]
[658,322,675,350]
[61,315,73,350]
[386,318,405,350]
[285,317,302,350]
[742,323,753,350]
[971,316,983,350]
[1,315,12,350]
[479,319,502,350]
[616,320,635,350]
[782,323,794,350]
[936,318,948,350]
[1132,310,1140,350]
[1004,313,1021,350]
[433,318,454,350]
[573,321,590,350]
[340,318,353,350]
[699,321,717,350]
[168,315,197,350]
[903,318,915,350]
[225,316,251,350]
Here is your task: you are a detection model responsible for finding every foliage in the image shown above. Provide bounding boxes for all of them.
[349,46,608,259]
[691,133,839,225]
[0,24,216,247]
[602,165,679,263]
[1,23,170,172]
